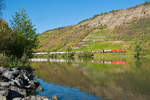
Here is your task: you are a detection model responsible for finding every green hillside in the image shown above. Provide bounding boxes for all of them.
[38,25,93,52]
[38,3,150,55]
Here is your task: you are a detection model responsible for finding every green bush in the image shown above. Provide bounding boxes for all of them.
[78,51,94,58]
[134,43,142,59]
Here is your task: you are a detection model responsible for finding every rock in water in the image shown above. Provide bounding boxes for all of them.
[52,95,58,100]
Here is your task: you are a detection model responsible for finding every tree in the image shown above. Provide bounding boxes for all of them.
[8,9,38,58]
[0,19,12,54]
[0,0,11,56]
[134,43,142,59]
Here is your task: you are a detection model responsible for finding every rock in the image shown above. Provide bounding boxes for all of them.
[0,67,48,100]
[29,80,37,88]
[12,70,20,77]
[0,95,7,100]
[13,97,22,100]
[43,98,49,100]
[77,3,150,30]
[30,96,37,100]
[22,95,49,100]
[9,86,26,99]
[38,85,43,91]
[12,67,20,71]
[23,73,30,82]
[0,89,9,96]
[0,82,10,88]
[2,70,15,80]
[0,67,8,73]
[2,68,20,80]
[0,82,9,99]
[10,79,24,88]
[52,95,58,100]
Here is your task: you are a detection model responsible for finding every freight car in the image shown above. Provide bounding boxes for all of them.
[91,49,126,53]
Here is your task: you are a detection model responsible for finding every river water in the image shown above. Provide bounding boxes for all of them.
[33,57,150,100]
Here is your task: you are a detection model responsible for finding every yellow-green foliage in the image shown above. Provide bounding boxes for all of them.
[38,25,93,52]
[38,16,150,55]
[113,18,150,55]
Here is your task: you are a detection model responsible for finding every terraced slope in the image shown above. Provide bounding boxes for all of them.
[73,29,132,51]
[38,25,94,51]
[38,3,150,54]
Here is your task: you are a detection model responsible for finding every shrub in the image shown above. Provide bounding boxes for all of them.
[2,54,29,68]
[78,51,94,58]
[134,43,142,59]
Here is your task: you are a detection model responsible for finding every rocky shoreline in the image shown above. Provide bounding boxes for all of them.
[0,67,49,100]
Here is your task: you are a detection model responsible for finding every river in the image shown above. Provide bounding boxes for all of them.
[32,57,150,100]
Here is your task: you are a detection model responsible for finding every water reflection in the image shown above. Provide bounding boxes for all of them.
[135,58,142,68]
[31,58,126,65]
[33,57,150,100]
[36,79,100,100]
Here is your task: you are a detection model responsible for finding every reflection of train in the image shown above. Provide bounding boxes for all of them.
[92,60,126,64]
[33,49,126,55]
[112,61,126,64]
[91,49,126,53]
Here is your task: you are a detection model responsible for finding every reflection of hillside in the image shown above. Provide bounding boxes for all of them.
[34,58,150,100]
[34,63,96,95]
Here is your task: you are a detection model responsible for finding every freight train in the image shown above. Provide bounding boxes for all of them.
[33,49,126,55]
[91,49,126,53]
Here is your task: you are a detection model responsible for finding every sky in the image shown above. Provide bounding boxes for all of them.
[3,0,146,33]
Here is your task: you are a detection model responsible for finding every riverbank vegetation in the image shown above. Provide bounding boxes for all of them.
[0,8,38,68]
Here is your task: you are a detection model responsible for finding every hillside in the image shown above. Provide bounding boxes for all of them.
[38,3,150,55]
[76,3,150,29]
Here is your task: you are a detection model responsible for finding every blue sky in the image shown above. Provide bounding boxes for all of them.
[3,0,145,33]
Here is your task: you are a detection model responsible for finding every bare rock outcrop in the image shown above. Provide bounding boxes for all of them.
[77,4,150,29]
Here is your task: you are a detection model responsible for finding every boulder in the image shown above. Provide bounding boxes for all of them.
[2,70,15,80]
[0,89,9,96]
[0,82,10,88]
[0,96,7,100]
[0,67,48,100]
[10,79,24,88]
[0,67,8,73]
[22,95,49,100]
[13,97,22,100]
[9,86,26,99]
[26,80,38,89]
